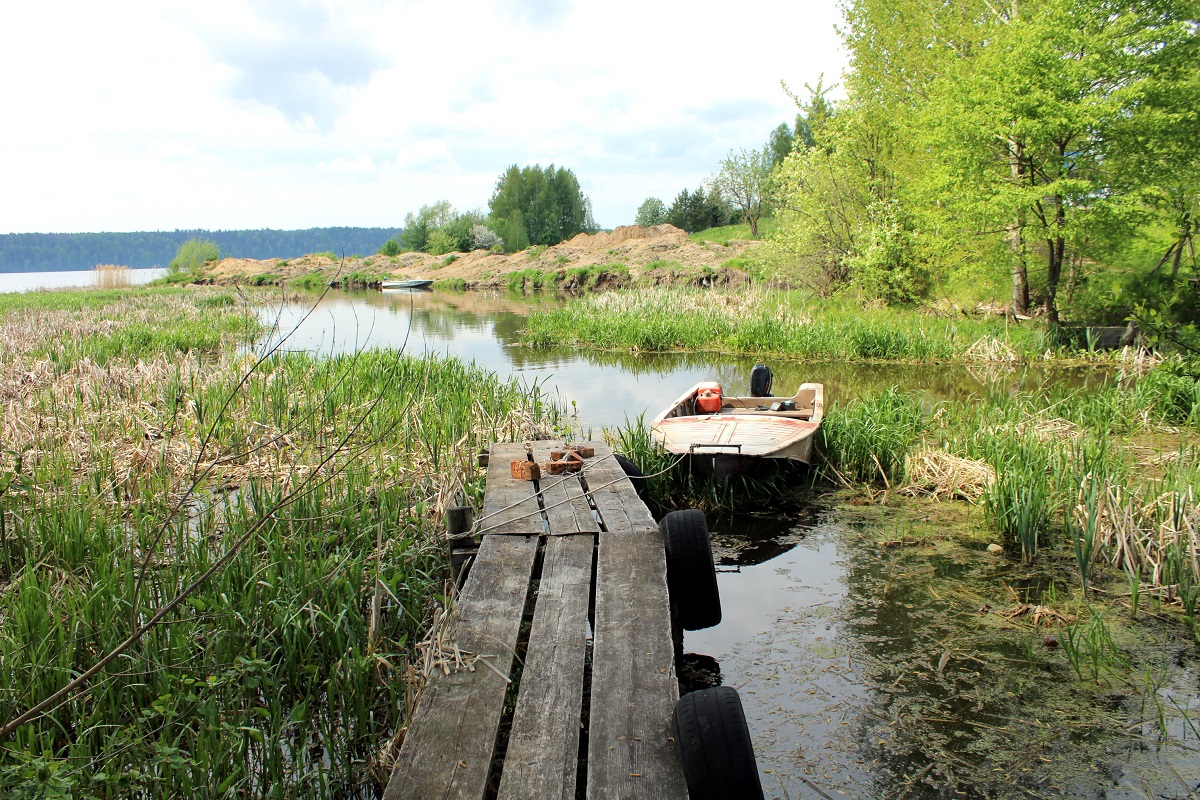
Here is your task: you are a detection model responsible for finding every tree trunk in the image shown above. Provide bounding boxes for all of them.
[1008,137,1029,315]
[1044,195,1066,325]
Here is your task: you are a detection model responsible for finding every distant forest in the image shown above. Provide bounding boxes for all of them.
[0,228,403,272]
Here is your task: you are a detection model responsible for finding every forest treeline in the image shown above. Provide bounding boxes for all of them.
[639,0,1198,330]
[385,164,596,256]
[0,228,402,272]
[767,0,1199,325]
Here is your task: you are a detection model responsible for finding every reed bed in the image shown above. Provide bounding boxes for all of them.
[523,286,1086,363]
[93,264,133,290]
[0,289,560,796]
[817,372,1200,588]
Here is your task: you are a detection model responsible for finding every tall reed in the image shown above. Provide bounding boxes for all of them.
[0,290,561,796]
[818,387,923,485]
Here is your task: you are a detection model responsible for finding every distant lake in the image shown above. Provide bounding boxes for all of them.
[0,268,166,293]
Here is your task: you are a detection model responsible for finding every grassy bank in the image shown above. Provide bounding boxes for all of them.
[523,286,1122,363]
[0,288,559,796]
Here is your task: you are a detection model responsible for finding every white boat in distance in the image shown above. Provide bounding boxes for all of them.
[381,278,434,290]
[651,366,824,481]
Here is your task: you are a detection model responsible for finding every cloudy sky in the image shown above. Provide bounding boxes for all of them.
[0,0,847,234]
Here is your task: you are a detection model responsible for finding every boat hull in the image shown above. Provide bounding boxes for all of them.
[650,381,824,482]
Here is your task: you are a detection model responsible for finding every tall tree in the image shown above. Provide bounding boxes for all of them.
[916,0,1200,321]
[635,197,668,227]
[712,148,773,237]
[488,164,590,250]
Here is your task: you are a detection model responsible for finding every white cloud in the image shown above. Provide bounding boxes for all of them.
[0,0,847,233]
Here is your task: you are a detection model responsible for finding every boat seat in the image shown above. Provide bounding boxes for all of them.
[719,405,813,420]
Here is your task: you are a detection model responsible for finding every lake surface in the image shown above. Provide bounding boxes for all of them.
[256,287,1109,431]
[0,267,165,292]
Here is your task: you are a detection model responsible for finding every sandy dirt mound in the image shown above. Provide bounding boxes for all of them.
[201,225,757,290]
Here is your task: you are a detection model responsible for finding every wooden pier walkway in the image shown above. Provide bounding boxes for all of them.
[383,440,688,800]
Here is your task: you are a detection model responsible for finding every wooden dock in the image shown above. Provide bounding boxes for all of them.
[383,440,688,800]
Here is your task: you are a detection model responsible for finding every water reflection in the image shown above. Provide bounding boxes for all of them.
[688,508,1200,799]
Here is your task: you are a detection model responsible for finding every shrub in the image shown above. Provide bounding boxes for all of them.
[426,230,458,256]
[167,238,220,279]
[846,200,930,305]
[470,225,503,251]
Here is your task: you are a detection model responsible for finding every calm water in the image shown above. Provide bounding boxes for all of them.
[255,288,1108,431]
[0,267,165,292]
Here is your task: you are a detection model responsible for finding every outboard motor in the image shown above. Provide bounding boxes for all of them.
[749,364,773,397]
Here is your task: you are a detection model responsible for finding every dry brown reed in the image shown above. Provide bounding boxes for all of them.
[965,335,1021,363]
[93,264,133,289]
[1085,481,1199,594]
[901,448,995,501]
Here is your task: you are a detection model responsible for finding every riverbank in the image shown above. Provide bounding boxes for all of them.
[0,287,561,796]
[524,285,1159,365]
[191,224,756,291]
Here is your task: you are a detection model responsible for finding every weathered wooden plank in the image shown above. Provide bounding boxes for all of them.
[479,442,543,536]
[587,530,688,800]
[496,534,594,800]
[578,441,657,535]
[384,533,539,800]
[532,442,600,536]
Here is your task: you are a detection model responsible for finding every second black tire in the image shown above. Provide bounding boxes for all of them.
[673,686,765,800]
[660,509,721,630]
[614,453,649,505]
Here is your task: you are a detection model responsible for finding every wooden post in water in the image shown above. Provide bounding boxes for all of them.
[445,506,476,585]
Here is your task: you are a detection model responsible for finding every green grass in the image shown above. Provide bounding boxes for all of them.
[523,286,1058,363]
[0,291,562,796]
[818,388,923,484]
[688,219,777,244]
[432,277,468,291]
[290,272,331,291]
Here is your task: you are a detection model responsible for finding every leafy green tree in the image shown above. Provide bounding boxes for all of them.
[635,198,668,227]
[913,0,1200,322]
[489,164,590,250]
[425,230,458,256]
[401,200,457,253]
[767,124,795,168]
[167,238,220,278]
[712,148,773,237]
[666,187,730,233]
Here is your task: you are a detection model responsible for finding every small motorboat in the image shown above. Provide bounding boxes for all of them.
[381,278,434,290]
[651,365,824,481]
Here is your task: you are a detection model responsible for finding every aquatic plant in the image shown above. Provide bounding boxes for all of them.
[818,387,923,485]
[523,286,1082,363]
[1059,608,1128,683]
[984,439,1051,562]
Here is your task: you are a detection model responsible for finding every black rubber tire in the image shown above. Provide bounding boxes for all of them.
[660,509,721,630]
[614,453,649,505]
[749,363,773,397]
[673,686,765,800]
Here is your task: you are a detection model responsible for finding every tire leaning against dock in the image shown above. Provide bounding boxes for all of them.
[672,685,765,800]
[659,509,721,630]
[614,453,649,505]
